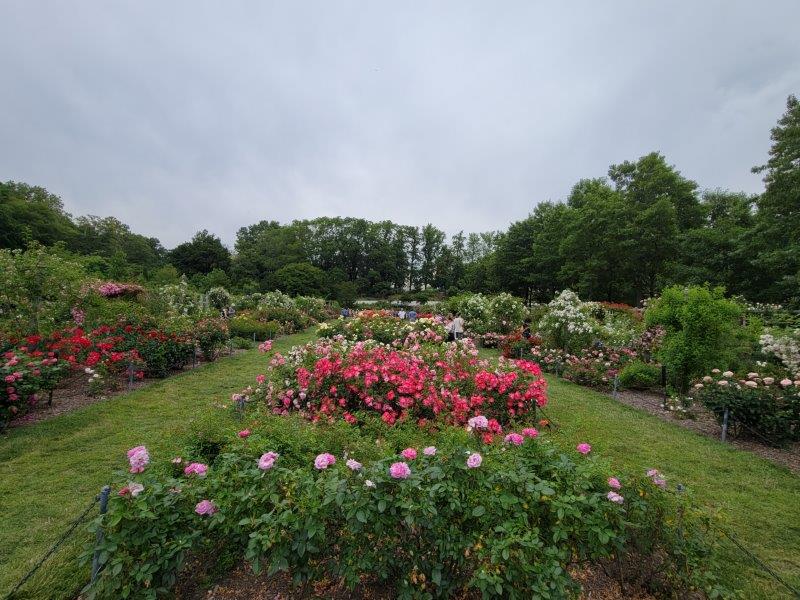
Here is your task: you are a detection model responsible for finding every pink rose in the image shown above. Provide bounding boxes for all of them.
[401,448,417,460]
[466,453,482,468]
[389,461,412,479]
[607,491,624,504]
[314,453,336,470]
[576,443,591,455]
[258,452,279,470]
[522,427,538,438]
[504,433,524,446]
[195,499,217,516]
[237,429,251,438]
[423,446,437,456]
[346,458,362,471]
[608,477,621,489]
[184,462,209,477]
[127,446,150,473]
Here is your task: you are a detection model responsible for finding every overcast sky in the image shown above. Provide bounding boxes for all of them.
[1,2,799,248]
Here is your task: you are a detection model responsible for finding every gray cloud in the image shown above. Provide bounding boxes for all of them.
[1,1,799,247]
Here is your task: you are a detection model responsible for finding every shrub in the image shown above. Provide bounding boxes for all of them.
[85,432,727,599]
[206,287,232,312]
[538,290,598,353]
[691,372,800,446]
[562,348,638,389]
[228,315,281,341]
[619,360,662,390]
[293,296,328,322]
[254,305,309,333]
[244,336,547,430]
[645,286,751,393]
[317,312,446,345]
[194,318,229,362]
[1,342,69,426]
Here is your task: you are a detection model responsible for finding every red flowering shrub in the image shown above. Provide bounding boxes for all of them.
[241,337,547,434]
[44,319,194,379]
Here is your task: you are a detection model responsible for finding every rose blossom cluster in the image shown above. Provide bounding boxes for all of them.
[244,337,547,430]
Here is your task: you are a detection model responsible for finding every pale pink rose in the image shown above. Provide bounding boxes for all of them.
[467,415,489,429]
[747,372,759,380]
[711,369,721,374]
[744,380,758,388]
[607,491,624,504]
[608,477,621,490]
[346,458,362,471]
[466,453,483,468]
[258,452,279,470]
[127,446,150,473]
[717,380,729,386]
[171,457,183,464]
[423,446,437,456]
[780,378,793,387]
[195,499,217,516]
[702,376,713,383]
[763,377,775,385]
[129,482,144,497]
[314,453,336,470]
[722,371,734,378]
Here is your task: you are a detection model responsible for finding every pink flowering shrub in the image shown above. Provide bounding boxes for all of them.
[95,281,145,299]
[242,337,547,429]
[87,438,725,599]
[1,342,68,426]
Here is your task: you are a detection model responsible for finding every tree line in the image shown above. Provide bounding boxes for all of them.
[2,95,798,306]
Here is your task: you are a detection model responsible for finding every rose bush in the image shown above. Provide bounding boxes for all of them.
[690,371,800,446]
[318,312,447,345]
[1,340,68,425]
[243,336,547,431]
[84,431,727,600]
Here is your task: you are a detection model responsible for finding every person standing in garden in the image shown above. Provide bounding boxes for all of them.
[451,313,465,340]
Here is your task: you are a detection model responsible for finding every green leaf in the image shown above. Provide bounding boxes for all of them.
[472,505,486,517]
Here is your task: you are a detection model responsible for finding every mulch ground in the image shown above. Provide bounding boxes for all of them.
[7,350,248,428]
[605,388,800,475]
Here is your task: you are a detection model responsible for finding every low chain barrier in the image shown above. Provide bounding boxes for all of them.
[3,486,110,600]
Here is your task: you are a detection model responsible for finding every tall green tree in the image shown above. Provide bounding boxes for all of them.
[169,230,231,276]
[750,94,800,305]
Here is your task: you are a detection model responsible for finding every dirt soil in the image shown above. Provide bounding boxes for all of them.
[175,563,656,600]
[606,388,800,475]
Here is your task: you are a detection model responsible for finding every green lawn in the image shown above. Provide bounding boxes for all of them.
[0,329,317,600]
[1,333,799,599]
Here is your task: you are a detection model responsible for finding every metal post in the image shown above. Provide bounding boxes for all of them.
[721,407,730,442]
[612,375,619,400]
[91,486,111,583]
[127,362,134,390]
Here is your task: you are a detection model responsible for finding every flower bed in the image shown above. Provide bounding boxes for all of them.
[690,370,800,446]
[243,337,546,432]
[1,340,69,426]
[317,312,446,345]
[86,427,725,599]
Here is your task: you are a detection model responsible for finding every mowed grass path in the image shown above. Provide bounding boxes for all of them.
[0,329,317,599]
[1,334,798,599]
[541,376,800,600]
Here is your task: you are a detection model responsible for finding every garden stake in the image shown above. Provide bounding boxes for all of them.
[661,365,668,410]
[91,485,111,583]
[127,362,134,390]
[48,389,53,407]
[721,407,730,442]
[612,375,619,400]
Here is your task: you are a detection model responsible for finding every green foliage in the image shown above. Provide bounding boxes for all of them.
[169,230,231,276]
[193,318,230,362]
[228,315,282,341]
[85,425,727,599]
[645,286,751,393]
[205,286,232,311]
[692,373,800,446]
[0,243,87,334]
[618,360,662,390]
[273,262,326,296]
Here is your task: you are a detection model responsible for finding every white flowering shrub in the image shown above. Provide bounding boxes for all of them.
[538,290,598,352]
[258,290,296,310]
[154,281,201,317]
[206,287,232,311]
[759,328,800,376]
[487,293,526,334]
